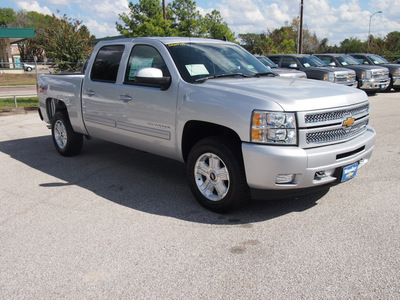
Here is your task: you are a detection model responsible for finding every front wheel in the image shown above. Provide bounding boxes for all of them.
[51,112,83,156]
[186,137,249,213]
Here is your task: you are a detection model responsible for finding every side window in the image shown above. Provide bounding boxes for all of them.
[91,45,125,83]
[320,56,332,65]
[281,57,297,68]
[269,56,280,65]
[352,55,366,64]
[125,45,170,85]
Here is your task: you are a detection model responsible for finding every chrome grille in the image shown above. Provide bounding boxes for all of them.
[306,119,369,144]
[305,104,369,124]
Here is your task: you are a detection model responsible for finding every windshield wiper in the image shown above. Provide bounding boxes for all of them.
[195,73,252,82]
[252,72,275,77]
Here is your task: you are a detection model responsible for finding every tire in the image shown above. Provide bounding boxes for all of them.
[26,67,32,72]
[186,137,249,213]
[51,112,83,156]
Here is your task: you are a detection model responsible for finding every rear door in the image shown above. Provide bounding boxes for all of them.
[82,44,125,138]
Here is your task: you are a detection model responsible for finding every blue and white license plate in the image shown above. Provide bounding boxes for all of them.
[341,162,359,182]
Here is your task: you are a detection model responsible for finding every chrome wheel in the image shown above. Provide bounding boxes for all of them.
[54,119,68,149]
[194,152,230,201]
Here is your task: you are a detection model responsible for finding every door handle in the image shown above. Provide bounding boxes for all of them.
[118,95,132,101]
[84,90,95,96]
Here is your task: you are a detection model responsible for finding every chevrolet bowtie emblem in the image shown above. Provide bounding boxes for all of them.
[343,117,355,127]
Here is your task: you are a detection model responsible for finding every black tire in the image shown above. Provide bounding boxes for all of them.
[51,112,83,156]
[26,67,32,72]
[186,137,249,213]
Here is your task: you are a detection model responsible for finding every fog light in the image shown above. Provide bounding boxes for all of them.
[276,174,295,184]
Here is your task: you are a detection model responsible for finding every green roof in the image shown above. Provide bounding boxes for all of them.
[0,27,35,40]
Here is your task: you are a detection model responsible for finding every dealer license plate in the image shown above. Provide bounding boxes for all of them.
[341,162,359,182]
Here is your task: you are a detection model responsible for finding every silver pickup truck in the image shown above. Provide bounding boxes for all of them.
[37,37,376,212]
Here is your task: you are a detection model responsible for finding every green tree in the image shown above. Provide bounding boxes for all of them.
[340,37,365,53]
[44,14,94,71]
[8,10,52,62]
[202,10,235,41]
[0,8,15,27]
[168,0,204,36]
[116,0,172,37]
[267,27,296,54]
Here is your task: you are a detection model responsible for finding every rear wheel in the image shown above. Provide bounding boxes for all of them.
[51,112,83,156]
[186,137,248,213]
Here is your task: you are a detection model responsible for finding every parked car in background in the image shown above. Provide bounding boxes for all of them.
[255,56,307,78]
[23,63,35,72]
[314,54,390,93]
[349,53,400,91]
[268,54,357,87]
[393,58,400,64]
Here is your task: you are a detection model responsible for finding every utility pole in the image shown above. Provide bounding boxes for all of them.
[298,0,304,54]
[162,0,167,22]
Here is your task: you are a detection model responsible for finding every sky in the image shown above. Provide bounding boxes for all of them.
[2,0,400,45]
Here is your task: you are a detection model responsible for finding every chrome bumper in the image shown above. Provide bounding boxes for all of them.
[242,126,376,190]
[359,78,391,90]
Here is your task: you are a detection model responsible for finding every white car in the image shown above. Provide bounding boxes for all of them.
[23,63,35,72]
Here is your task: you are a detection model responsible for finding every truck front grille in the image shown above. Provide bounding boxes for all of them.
[306,119,369,144]
[305,104,369,124]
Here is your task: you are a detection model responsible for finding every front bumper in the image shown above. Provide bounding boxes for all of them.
[337,80,358,88]
[359,78,390,90]
[392,75,400,88]
[242,126,376,190]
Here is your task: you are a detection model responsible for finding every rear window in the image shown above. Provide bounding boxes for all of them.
[91,45,125,83]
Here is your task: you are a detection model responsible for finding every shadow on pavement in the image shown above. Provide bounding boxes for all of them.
[0,136,329,225]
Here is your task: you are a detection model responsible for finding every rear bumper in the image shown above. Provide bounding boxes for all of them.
[242,126,376,191]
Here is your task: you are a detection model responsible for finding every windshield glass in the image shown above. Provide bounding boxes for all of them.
[167,42,272,83]
[336,55,360,66]
[368,54,388,64]
[257,56,278,68]
[297,56,326,68]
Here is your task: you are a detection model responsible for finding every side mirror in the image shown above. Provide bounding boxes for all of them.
[363,61,369,65]
[288,63,298,69]
[329,62,336,67]
[134,67,171,90]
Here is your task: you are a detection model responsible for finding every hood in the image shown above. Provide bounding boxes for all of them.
[198,76,367,112]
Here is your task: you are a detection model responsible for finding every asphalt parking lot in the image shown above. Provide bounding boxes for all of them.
[0,91,399,299]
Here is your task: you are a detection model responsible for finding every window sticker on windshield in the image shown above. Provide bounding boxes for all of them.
[373,60,379,64]
[186,64,209,76]
[342,62,348,65]
[248,65,255,69]
[303,63,310,67]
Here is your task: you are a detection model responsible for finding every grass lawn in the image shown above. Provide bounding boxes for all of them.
[0,97,39,110]
[0,74,37,86]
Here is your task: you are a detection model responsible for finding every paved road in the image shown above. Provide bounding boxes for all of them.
[0,92,399,299]
[0,85,37,97]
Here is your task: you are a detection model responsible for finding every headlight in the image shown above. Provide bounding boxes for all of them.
[324,73,335,82]
[251,111,297,145]
[361,71,372,79]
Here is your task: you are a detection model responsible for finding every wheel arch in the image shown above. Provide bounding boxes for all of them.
[46,98,69,122]
[181,120,243,163]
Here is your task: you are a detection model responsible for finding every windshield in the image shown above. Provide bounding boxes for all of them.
[298,56,326,68]
[368,54,389,65]
[257,56,278,68]
[167,42,272,83]
[336,55,360,66]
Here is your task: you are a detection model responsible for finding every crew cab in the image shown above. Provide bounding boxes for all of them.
[255,55,307,78]
[314,53,390,92]
[349,53,400,91]
[268,54,357,87]
[37,37,376,212]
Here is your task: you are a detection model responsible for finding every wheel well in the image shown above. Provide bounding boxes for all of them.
[46,98,68,122]
[181,121,242,162]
